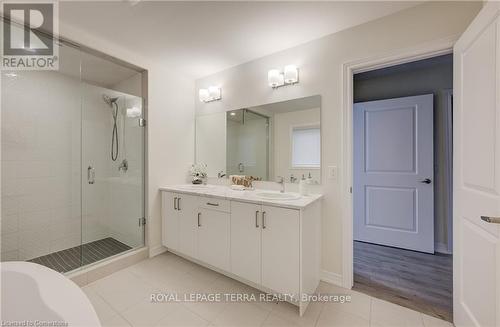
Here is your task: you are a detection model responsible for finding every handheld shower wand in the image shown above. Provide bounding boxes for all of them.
[103,95,120,161]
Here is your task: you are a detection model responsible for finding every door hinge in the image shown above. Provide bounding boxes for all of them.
[139,118,146,127]
[139,217,146,226]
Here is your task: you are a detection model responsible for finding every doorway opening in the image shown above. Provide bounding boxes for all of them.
[352,54,453,321]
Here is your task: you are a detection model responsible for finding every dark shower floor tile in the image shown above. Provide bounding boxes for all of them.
[28,237,132,273]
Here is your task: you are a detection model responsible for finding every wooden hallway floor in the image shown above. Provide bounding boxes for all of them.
[353,241,453,322]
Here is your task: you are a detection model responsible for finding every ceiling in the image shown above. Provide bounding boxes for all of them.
[59,1,420,79]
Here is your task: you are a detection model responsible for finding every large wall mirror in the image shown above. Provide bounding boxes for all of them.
[195,95,321,184]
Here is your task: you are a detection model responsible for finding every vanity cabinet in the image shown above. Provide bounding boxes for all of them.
[178,194,200,258]
[162,192,179,250]
[161,192,199,257]
[261,205,299,297]
[230,202,262,285]
[230,202,299,296]
[161,188,321,316]
[198,208,230,271]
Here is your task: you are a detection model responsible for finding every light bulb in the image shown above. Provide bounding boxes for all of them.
[284,65,298,84]
[199,89,209,102]
[268,69,283,87]
[208,86,221,100]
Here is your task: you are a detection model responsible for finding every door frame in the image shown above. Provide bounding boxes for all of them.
[340,38,455,289]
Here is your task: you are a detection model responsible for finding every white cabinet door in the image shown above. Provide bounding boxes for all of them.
[162,192,179,250]
[230,201,262,285]
[177,194,200,259]
[261,205,299,297]
[453,2,500,326]
[198,208,230,271]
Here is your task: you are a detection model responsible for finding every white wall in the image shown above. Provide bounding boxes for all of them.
[195,2,481,277]
[196,112,226,178]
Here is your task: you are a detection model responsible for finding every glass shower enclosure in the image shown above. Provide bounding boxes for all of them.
[1,40,146,273]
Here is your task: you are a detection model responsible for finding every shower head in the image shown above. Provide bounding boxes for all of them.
[103,94,119,106]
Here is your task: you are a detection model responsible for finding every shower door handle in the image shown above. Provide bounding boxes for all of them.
[87,166,95,184]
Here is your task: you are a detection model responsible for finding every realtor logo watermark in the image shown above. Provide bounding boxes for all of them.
[1,1,59,70]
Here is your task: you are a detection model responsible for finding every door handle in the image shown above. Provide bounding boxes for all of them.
[198,212,201,227]
[420,178,432,184]
[262,211,266,229]
[177,197,181,211]
[206,202,219,206]
[174,197,177,210]
[87,166,95,184]
[481,216,500,224]
[255,211,260,228]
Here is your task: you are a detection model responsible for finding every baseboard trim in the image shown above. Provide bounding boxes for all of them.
[149,245,167,257]
[435,242,452,254]
[320,270,343,287]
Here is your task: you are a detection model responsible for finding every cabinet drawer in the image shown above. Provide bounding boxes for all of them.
[199,197,230,212]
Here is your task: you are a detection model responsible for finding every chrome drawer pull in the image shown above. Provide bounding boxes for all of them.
[255,211,259,228]
[174,197,177,210]
[198,212,201,227]
[207,202,219,206]
[262,211,266,229]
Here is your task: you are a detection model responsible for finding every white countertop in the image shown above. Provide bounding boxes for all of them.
[160,184,322,209]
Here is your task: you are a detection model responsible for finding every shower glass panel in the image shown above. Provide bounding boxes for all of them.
[81,52,145,264]
[1,42,84,270]
[0,38,145,273]
[226,109,269,180]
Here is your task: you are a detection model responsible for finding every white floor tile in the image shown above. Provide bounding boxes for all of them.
[83,287,121,323]
[322,285,372,320]
[183,299,229,323]
[101,314,132,327]
[421,314,453,327]
[212,302,270,327]
[80,253,450,327]
[317,308,370,327]
[121,301,177,326]
[270,301,322,327]
[370,298,424,327]
[154,304,210,327]
[87,270,156,312]
[262,312,301,327]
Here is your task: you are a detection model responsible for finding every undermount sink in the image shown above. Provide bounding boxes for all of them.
[177,184,216,190]
[255,191,301,201]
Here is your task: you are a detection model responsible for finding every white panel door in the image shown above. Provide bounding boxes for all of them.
[354,94,434,253]
[177,194,200,259]
[161,192,179,250]
[261,206,299,297]
[230,201,262,285]
[197,208,230,271]
[453,2,500,326]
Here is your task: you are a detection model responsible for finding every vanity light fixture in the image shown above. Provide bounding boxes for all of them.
[199,86,222,103]
[268,65,299,88]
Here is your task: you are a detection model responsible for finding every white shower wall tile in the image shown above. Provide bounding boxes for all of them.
[0,214,18,235]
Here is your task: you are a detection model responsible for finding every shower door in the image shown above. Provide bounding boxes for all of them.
[80,53,145,266]
[1,36,145,272]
